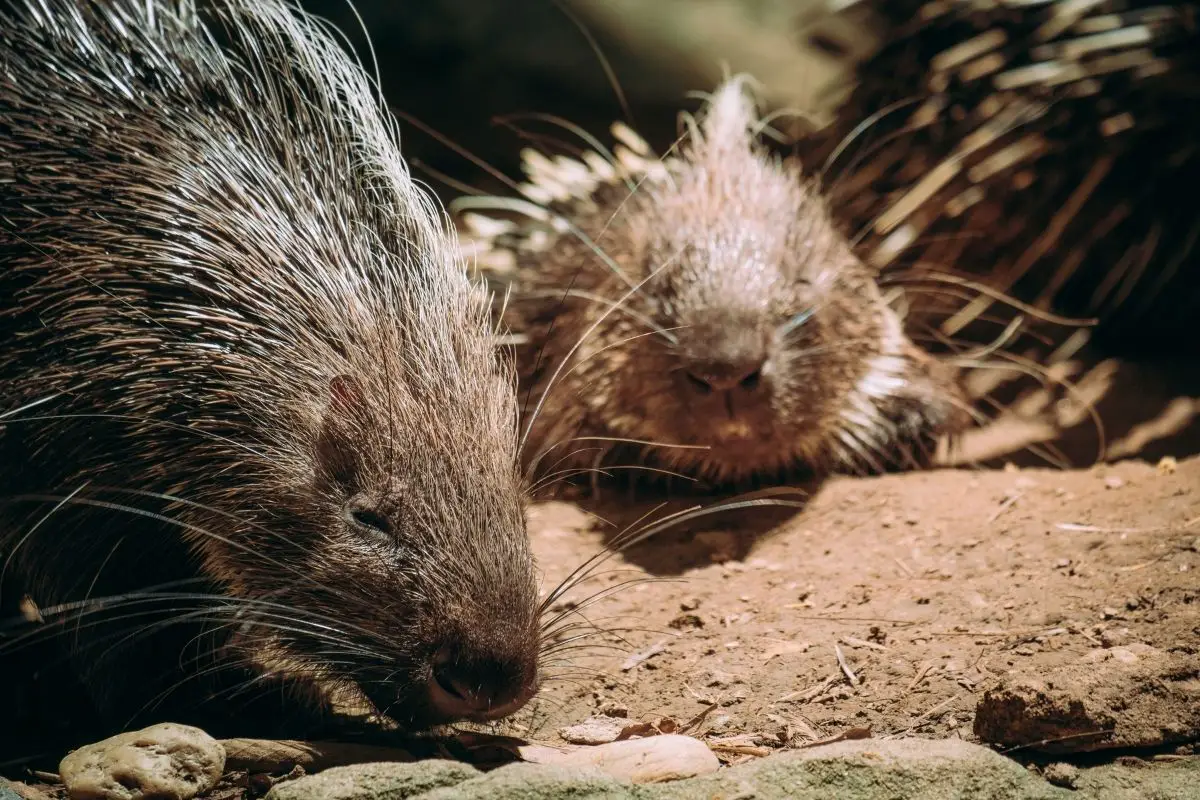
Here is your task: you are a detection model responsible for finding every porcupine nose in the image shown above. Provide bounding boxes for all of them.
[681,350,767,395]
[679,317,769,395]
[428,646,536,722]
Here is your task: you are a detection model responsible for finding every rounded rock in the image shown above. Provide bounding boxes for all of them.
[59,723,225,800]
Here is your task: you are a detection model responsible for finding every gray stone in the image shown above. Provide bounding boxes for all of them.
[58,723,225,800]
[256,737,1200,800]
[419,763,627,800]
[0,780,25,800]
[265,761,478,800]
[656,738,1063,800]
[1043,762,1080,789]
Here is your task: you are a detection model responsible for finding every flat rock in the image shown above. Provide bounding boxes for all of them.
[249,737,1200,800]
[265,761,478,800]
[1,780,27,800]
[974,644,1200,753]
[657,739,1064,800]
[59,723,225,800]
[526,735,718,784]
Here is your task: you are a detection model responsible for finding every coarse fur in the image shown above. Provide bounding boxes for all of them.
[0,0,538,755]
[805,0,1200,358]
[457,77,971,491]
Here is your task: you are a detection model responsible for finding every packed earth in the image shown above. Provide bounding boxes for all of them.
[5,441,1197,799]
[518,454,1199,756]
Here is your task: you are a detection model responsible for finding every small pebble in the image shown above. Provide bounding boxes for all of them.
[558,716,628,746]
[1042,762,1079,789]
[1099,628,1131,648]
[706,669,738,688]
[669,613,704,630]
[1104,476,1125,490]
[59,723,225,800]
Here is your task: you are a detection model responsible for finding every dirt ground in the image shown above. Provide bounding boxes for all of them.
[504,454,1199,762]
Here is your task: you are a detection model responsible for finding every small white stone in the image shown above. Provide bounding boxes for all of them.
[549,735,719,783]
[60,723,225,800]
[557,716,628,746]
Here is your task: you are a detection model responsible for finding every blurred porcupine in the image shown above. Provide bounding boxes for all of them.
[455,76,973,494]
[805,0,1200,359]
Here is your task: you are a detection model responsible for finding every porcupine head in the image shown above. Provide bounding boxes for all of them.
[0,0,539,735]
[463,75,970,489]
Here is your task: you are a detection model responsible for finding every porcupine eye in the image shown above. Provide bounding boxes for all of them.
[343,496,393,537]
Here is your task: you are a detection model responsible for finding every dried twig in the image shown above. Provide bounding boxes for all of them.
[777,674,839,704]
[834,643,860,687]
[794,726,872,750]
[841,635,888,652]
[907,661,934,691]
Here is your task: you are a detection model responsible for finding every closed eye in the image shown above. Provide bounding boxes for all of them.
[346,502,393,536]
[779,308,814,336]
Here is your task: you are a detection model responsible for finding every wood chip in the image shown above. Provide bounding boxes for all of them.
[777,674,839,704]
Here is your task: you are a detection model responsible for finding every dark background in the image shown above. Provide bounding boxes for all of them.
[297,0,702,201]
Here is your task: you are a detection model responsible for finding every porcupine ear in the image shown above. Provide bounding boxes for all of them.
[315,374,367,488]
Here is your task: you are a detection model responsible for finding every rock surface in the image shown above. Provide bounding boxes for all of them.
[974,644,1200,753]
[523,735,719,783]
[58,723,225,800]
[250,738,1200,800]
[266,762,476,800]
[1,780,27,800]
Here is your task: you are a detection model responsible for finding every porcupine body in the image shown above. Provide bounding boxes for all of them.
[457,77,971,495]
[806,0,1200,359]
[0,0,538,762]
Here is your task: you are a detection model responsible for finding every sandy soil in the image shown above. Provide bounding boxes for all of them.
[506,454,1199,762]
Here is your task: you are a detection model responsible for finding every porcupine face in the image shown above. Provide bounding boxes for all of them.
[468,78,968,487]
[261,362,540,728]
[0,0,539,729]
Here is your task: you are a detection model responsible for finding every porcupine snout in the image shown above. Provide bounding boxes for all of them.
[676,310,773,404]
[427,641,537,721]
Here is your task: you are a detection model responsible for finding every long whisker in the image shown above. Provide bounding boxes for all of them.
[519,249,684,456]
[511,289,680,343]
[1,494,346,604]
[881,268,1099,328]
[0,481,90,598]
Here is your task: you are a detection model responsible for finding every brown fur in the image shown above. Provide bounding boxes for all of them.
[0,0,539,759]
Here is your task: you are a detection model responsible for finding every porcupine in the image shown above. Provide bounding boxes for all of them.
[0,0,539,759]
[800,0,1200,360]
[455,76,973,495]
